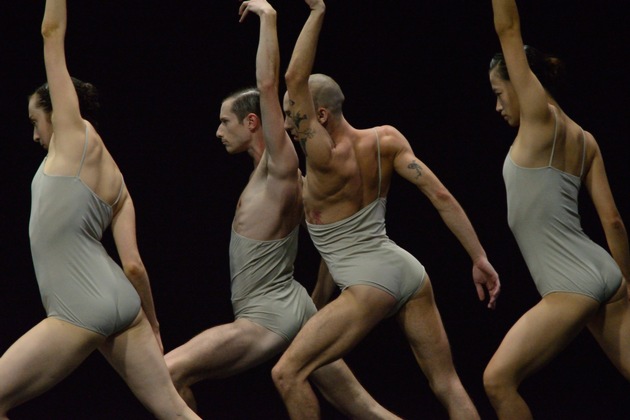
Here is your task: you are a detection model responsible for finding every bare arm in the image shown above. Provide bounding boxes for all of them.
[240,0,298,178]
[285,0,332,167]
[492,0,552,127]
[311,259,336,309]
[584,142,630,285]
[111,190,163,351]
[390,128,500,308]
[42,0,86,149]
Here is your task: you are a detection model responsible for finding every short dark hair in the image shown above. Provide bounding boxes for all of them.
[489,45,565,99]
[31,77,101,128]
[224,87,261,122]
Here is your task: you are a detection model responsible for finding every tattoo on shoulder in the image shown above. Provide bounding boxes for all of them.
[408,160,422,179]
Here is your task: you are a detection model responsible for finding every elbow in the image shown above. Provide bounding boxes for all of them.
[285,68,308,90]
[604,215,627,235]
[123,260,147,282]
[432,185,455,207]
[41,20,63,39]
[257,78,277,94]
[493,14,519,37]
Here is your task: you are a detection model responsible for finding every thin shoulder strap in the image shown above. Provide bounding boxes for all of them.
[112,176,125,207]
[76,124,89,177]
[373,128,382,197]
[579,128,586,178]
[547,107,559,167]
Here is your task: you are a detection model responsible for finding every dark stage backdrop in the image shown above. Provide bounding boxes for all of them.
[1,1,628,419]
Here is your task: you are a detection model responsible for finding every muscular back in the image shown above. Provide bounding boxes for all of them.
[303,126,396,225]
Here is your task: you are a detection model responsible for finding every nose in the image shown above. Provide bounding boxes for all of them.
[495,98,502,113]
[33,127,40,143]
[216,125,223,139]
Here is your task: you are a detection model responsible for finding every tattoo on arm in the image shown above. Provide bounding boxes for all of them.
[292,111,314,153]
[408,160,423,179]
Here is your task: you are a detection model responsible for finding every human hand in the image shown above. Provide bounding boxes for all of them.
[472,256,501,309]
[239,0,275,23]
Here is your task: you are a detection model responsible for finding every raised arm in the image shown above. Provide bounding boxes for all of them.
[111,190,163,351]
[41,0,86,144]
[390,127,500,308]
[492,0,551,125]
[284,0,333,166]
[240,0,298,177]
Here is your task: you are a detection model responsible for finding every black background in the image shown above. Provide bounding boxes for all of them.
[1,1,629,419]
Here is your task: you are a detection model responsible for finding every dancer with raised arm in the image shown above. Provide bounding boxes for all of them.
[0,1,199,418]
[484,0,630,417]
[271,1,501,418]
[164,1,399,418]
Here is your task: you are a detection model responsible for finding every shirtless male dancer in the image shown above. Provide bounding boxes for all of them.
[271,1,501,419]
[164,1,398,417]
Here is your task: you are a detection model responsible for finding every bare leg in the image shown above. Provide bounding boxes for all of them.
[164,318,287,410]
[0,318,105,418]
[483,293,599,420]
[272,285,396,420]
[396,275,479,420]
[310,360,401,419]
[588,278,630,379]
[99,310,200,420]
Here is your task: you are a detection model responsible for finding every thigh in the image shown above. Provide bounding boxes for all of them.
[487,293,599,384]
[395,275,453,372]
[279,285,397,378]
[588,278,630,378]
[0,318,104,410]
[165,318,288,383]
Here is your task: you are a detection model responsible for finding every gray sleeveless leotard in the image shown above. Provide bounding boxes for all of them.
[503,114,622,302]
[29,126,141,336]
[307,129,425,315]
[230,226,316,342]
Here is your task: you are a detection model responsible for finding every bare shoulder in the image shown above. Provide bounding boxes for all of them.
[370,125,412,157]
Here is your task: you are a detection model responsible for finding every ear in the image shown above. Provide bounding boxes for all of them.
[317,107,329,125]
[245,113,260,131]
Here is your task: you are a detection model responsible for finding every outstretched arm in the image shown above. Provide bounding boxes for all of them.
[240,0,298,178]
[284,0,332,166]
[584,142,630,290]
[41,0,85,147]
[390,127,500,308]
[111,190,163,351]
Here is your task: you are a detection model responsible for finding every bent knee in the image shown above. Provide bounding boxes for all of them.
[163,352,189,388]
[483,363,518,399]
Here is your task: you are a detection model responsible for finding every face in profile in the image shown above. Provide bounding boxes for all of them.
[489,68,520,127]
[28,95,53,150]
[216,98,251,154]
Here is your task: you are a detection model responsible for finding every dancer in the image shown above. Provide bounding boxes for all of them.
[483,0,630,418]
[0,1,199,418]
[164,1,398,417]
[271,1,501,418]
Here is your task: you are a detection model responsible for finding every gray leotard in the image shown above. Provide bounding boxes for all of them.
[503,113,621,302]
[230,226,316,342]
[29,126,141,336]
[306,129,425,315]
